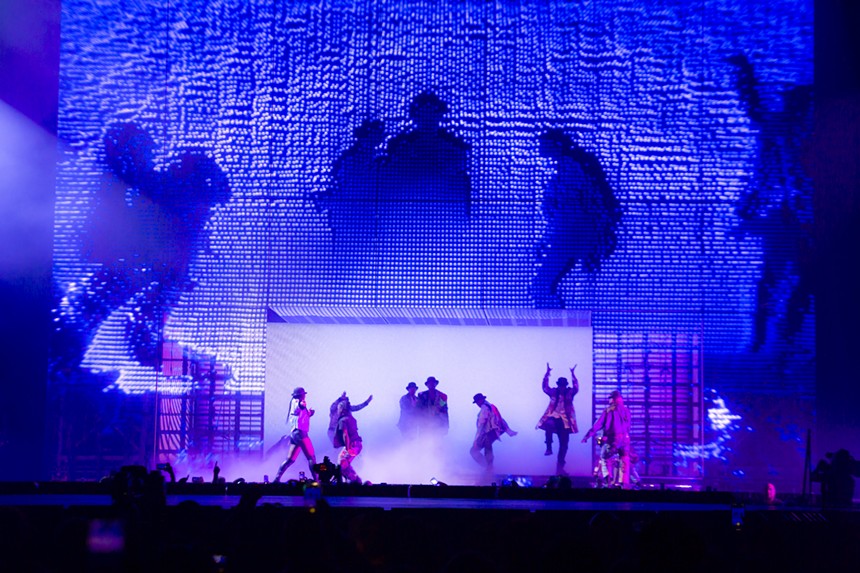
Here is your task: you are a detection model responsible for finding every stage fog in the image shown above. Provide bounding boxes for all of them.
[261,319,594,485]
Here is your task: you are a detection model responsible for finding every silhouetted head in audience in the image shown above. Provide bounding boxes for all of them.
[765,482,781,505]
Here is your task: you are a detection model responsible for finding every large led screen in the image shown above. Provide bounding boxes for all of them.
[49,0,814,490]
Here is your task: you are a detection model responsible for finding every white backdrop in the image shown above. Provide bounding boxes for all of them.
[263,321,593,485]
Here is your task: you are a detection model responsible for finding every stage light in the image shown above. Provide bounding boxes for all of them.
[430,477,447,487]
[502,475,533,488]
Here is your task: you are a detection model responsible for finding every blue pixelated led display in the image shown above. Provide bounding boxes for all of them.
[50,0,813,485]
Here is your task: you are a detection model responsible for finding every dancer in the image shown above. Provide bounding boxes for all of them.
[273,387,317,482]
[333,400,364,484]
[536,363,579,475]
[327,392,372,446]
[398,381,420,439]
[582,390,632,488]
[590,435,641,489]
[470,393,517,477]
[417,376,449,436]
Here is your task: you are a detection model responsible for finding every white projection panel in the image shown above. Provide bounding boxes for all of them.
[265,319,593,485]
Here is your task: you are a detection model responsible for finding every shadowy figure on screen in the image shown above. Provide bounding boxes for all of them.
[123,147,231,366]
[321,118,386,261]
[327,392,373,447]
[728,54,815,352]
[372,91,473,299]
[54,122,231,372]
[470,393,517,479]
[398,381,421,439]
[532,128,621,308]
[417,376,449,437]
[333,400,364,484]
[536,363,579,475]
[382,90,471,222]
[272,387,317,482]
[583,390,632,488]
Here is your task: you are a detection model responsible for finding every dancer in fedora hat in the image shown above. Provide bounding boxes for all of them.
[417,376,448,436]
[470,393,517,477]
[398,381,421,439]
[536,363,580,475]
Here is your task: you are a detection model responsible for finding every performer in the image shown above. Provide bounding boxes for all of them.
[590,435,641,489]
[582,390,632,488]
[327,392,372,446]
[417,376,449,436]
[536,363,579,475]
[398,381,421,439]
[273,387,317,482]
[333,400,364,484]
[470,393,517,476]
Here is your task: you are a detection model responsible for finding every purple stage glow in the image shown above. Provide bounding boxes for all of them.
[264,316,593,485]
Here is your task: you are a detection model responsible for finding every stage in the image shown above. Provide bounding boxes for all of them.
[0,478,847,512]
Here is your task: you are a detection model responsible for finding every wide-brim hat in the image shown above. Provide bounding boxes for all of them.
[472,393,487,403]
[556,377,569,386]
[406,381,418,390]
[425,376,440,387]
[292,387,307,398]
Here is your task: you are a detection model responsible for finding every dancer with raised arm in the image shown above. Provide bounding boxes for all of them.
[536,363,579,475]
[328,392,372,446]
[334,400,364,484]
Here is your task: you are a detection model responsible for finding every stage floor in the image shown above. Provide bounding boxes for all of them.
[0,480,848,514]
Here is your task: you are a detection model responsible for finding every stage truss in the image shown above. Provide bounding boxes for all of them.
[593,327,705,488]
